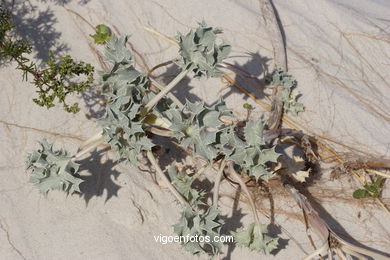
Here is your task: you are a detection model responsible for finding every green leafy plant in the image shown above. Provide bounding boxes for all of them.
[90,24,112,44]
[353,176,383,199]
[0,5,94,113]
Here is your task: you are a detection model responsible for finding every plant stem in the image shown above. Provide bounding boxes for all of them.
[228,161,260,224]
[213,160,227,206]
[73,137,105,160]
[77,131,103,151]
[146,150,190,207]
[145,68,190,111]
[149,78,184,109]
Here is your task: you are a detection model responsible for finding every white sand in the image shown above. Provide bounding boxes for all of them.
[0,0,389,259]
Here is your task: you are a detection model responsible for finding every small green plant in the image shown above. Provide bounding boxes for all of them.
[353,176,383,199]
[24,21,309,258]
[90,24,112,44]
[269,68,304,116]
[0,5,94,113]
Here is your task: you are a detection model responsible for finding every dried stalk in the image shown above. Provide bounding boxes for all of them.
[259,0,287,134]
[146,151,190,207]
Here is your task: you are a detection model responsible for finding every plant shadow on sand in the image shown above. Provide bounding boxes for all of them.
[77,149,122,205]
[219,52,270,104]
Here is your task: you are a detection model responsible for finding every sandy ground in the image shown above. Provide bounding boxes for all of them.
[0,0,389,259]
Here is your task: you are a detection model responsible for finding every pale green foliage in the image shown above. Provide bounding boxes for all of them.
[233,222,279,254]
[175,21,231,78]
[229,145,280,181]
[170,167,223,255]
[98,34,154,166]
[165,100,280,181]
[271,68,304,116]
[103,34,133,65]
[22,23,299,256]
[244,120,265,146]
[222,120,280,181]
[168,166,204,206]
[164,100,232,161]
[26,139,83,194]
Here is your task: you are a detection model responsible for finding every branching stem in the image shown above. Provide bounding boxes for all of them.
[145,68,190,111]
[149,78,184,109]
[73,137,105,160]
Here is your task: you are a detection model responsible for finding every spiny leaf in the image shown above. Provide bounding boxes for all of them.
[98,34,154,166]
[233,222,278,255]
[169,166,204,206]
[270,68,304,116]
[244,120,265,146]
[175,21,231,78]
[174,205,224,255]
[104,34,133,65]
[26,139,83,194]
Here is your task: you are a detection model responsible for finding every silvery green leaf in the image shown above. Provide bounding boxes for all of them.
[244,120,265,146]
[218,126,246,152]
[186,100,205,116]
[200,128,217,145]
[249,165,272,181]
[193,138,219,161]
[169,166,204,207]
[257,146,280,165]
[175,22,231,78]
[200,205,223,234]
[233,222,278,255]
[174,205,223,255]
[104,34,133,65]
[26,139,83,194]
[270,68,304,116]
[282,92,305,116]
[228,147,248,164]
[270,68,296,89]
[97,40,155,167]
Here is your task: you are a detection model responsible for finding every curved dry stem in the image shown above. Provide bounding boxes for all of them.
[227,161,260,224]
[147,60,174,76]
[77,131,103,152]
[212,160,227,206]
[73,137,105,160]
[146,150,190,207]
[259,0,287,134]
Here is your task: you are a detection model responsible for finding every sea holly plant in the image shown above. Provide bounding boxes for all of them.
[26,139,82,194]
[269,68,304,116]
[24,22,311,257]
[233,222,279,254]
[169,167,224,254]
